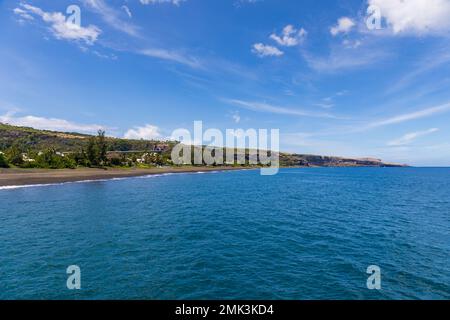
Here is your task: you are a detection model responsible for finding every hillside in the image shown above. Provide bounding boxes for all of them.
[0,123,174,152]
[0,123,406,168]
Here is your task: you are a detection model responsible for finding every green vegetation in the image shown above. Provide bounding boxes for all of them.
[0,123,175,153]
[5,146,24,167]
[28,149,77,169]
[0,123,403,169]
[0,124,176,169]
[0,152,9,168]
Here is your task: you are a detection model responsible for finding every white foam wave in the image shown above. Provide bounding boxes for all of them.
[0,170,226,191]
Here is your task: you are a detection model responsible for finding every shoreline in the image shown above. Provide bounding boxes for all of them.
[0,166,415,188]
[0,167,250,188]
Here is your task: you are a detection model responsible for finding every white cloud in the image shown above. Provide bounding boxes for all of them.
[13,7,34,21]
[122,5,132,18]
[92,50,118,60]
[15,3,101,45]
[386,49,450,94]
[124,124,162,140]
[252,43,284,57]
[368,102,450,128]
[0,111,104,133]
[232,111,241,123]
[270,25,307,46]
[330,17,355,36]
[387,128,439,146]
[83,0,139,37]
[299,101,450,137]
[140,0,186,5]
[226,99,336,118]
[369,0,450,35]
[316,102,335,109]
[139,48,202,68]
[342,39,362,48]
[303,47,389,72]
[234,0,262,6]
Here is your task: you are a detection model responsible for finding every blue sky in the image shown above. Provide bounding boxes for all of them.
[1,0,450,166]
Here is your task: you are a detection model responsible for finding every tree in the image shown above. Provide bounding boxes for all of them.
[110,157,122,166]
[74,149,88,167]
[34,148,76,169]
[86,136,98,166]
[97,130,107,165]
[39,148,56,167]
[6,146,24,166]
[0,153,9,168]
[86,131,108,166]
[155,154,165,166]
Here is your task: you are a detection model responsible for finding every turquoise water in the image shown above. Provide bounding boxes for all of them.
[0,168,449,300]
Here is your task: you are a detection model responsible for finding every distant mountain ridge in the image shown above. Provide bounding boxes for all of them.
[0,123,407,167]
[280,153,407,167]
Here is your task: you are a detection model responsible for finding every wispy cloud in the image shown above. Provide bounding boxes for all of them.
[367,102,450,129]
[231,111,241,123]
[387,128,439,146]
[386,48,450,94]
[121,5,132,18]
[303,45,390,73]
[283,101,450,139]
[234,0,263,7]
[140,0,186,5]
[83,0,140,37]
[13,7,34,21]
[0,111,104,133]
[315,102,335,109]
[225,99,337,118]
[139,48,202,68]
[342,39,362,49]
[14,3,101,45]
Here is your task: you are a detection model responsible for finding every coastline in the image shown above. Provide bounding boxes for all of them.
[0,167,249,188]
[0,165,412,188]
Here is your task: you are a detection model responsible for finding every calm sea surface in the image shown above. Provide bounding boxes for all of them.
[0,168,449,299]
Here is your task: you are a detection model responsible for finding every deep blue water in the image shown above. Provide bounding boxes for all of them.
[0,168,449,300]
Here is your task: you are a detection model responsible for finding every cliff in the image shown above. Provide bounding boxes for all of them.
[0,123,407,167]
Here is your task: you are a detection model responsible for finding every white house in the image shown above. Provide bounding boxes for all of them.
[22,153,35,162]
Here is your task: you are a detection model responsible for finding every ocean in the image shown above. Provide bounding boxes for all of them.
[0,168,449,299]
